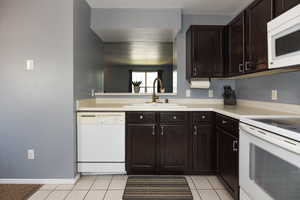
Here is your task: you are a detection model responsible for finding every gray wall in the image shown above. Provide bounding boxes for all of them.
[236,71,300,105]
[104,65,173,93]
[0,0,76,178]
[97,15,236,99]
[74,0,104,99]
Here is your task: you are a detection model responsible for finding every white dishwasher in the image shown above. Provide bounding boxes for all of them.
[77,112,126,174]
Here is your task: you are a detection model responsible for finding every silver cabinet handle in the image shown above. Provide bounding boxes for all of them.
[239,63,244,73]
[173,116,177,120]
[193,66,197,76]
[245,61,252,71]
[193,125,197,136]
[152,125,155,136]
[161,126,164,136]
[222,120,227,124]
[202,115,206,119]
[233,140,238,152]
[140,115,144,119]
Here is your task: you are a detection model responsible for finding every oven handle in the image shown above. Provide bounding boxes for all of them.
[240,123,300,155]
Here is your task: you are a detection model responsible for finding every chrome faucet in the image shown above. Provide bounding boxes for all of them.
[152,78,164,103]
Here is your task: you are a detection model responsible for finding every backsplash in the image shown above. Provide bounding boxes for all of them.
[236,70,300,105]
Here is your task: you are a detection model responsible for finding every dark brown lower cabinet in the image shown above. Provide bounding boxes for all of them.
[126,124,157,173]
[159,124,188,172]
[216,114,239,200]
[192,124,216,174]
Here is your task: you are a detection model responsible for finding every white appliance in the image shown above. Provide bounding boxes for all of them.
[239,121,300,200]
[268,4,300,69]
[77,112,126,174]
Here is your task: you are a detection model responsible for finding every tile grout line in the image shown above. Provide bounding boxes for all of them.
[189,176,203,200]
[42,190,54,200]
[82,175,97,200]
[102,175,113,200]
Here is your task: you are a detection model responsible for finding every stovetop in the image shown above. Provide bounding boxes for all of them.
[253,118,300,134]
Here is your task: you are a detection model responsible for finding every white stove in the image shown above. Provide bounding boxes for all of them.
[239,116,300,200]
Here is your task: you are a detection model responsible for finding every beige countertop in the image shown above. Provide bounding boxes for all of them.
[77,99,299,120]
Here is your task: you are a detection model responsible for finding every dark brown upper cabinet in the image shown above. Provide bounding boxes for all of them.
[274,0,300,17]
[245,0,273,73]
[228,0,272,76]
[186,25,225,80]
[228,12,246,76]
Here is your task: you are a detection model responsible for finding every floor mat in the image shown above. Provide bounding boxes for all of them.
[0,184,42,200]
[123,176,193,200]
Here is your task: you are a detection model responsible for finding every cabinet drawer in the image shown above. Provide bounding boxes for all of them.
[191,112,213,123]
[216,114,239,137]
[126,112,156,123]
[159,112,187,123]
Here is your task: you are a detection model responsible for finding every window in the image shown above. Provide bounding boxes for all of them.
[131,71,158,94]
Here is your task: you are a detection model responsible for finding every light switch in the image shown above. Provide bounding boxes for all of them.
[208,90,214,98]
[27,149,35,160]
[186,89,191,97]
[26,59,34,71]
[271,90,278,100]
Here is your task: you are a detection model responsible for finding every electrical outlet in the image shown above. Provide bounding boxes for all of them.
[25,59,34,71]
[208,90,214,98]
[271,90,278,100]
[186,89,191,97]
[27,149,35,160]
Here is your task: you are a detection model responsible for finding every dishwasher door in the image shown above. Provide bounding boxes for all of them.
[77,112,126,174]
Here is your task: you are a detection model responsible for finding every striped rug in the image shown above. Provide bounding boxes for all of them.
[123,176,193,200]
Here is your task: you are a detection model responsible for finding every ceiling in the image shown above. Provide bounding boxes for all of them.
[86,0,254,15]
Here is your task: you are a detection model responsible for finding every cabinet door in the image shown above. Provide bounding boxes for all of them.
[228,12,245,76]
[217,128,239,199]
[186,26,224,79]
[159,124,188,171]
[192,124,216,173]
[245,0,272,73]
[127,124,157,172]
[274,0,300,16]
[194,27,224,77]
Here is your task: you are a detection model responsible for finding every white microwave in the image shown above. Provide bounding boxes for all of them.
[268,4,300,69]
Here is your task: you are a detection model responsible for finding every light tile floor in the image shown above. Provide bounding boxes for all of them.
[29,175,233,200]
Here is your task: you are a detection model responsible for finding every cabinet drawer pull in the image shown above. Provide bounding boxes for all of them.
[173,116,177,120]
[233,140,238,152]
[202,115,206,119]
[222,120,227,124]
[239,63,244,73]
[193,66,197,75]
[194,125,197,136]
[161,126,164,136]
[139,115,144,120]
[152,125,155,136]
[245,61,252,71]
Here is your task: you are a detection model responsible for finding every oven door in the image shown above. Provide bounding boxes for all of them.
[268,4,300,69]
[239,124,300,200]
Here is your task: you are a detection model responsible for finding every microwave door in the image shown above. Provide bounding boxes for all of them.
[268,4,300,69]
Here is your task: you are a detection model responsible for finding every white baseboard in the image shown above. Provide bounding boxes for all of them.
[0,174,80,184]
